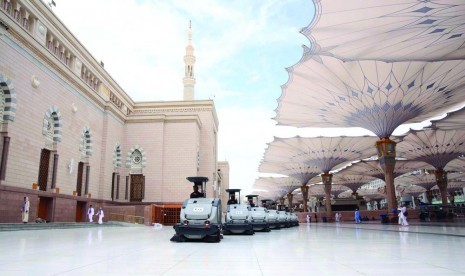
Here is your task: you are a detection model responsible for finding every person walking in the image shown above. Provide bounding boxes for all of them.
[354,209,361,224]
[88,205,95,222]
[96,207,104,224]
[398,205,409,226]
[335,212,340,222]
[21,197,30,223]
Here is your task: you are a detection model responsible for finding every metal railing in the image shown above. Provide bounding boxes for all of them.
[108,213,144,224]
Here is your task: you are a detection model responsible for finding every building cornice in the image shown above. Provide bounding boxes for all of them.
[28,1,135,107]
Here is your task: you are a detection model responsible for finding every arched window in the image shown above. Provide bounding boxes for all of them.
[79,127,92,157]
[113,144,122,168]
[131,150,142,169]
[0,73,17,123]
[42,107,62,142]
[0,87,5,124]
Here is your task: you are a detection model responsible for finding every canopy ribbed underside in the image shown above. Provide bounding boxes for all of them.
[337,160,431,180]
[403,185,426,197]
[253,177,302,198]
[396,129,465,169]
[262,136,377,172]
[304,0,465,61]
[308,184,349,197]
[396,172,463,190]
[258,161,321,184]
[356,189,386,200]
[445,157,465,171]
[275,56,465,138]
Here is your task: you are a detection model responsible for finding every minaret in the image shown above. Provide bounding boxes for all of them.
[183,20,196,101]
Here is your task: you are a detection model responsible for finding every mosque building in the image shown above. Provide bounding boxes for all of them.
[0,0,229,223]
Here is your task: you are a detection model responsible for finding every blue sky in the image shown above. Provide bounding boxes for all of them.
[52,0,320,195]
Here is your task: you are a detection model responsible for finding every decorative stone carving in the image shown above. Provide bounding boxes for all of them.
[31,75,40,88]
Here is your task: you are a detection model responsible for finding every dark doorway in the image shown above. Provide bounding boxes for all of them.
[76,162,84,196]
[75,201,86,222]
[38,149,51,191]
[38,196,53,222]
[130,174,144,202]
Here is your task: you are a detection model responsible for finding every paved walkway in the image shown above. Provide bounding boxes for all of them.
[1,222,464,275]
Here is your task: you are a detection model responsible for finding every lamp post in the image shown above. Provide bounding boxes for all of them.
[375,138,397,211]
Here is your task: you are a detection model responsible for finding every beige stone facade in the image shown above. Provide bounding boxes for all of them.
[0,0,226,222]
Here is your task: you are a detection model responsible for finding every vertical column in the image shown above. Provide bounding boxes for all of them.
[111,172,115,200]
[376,138,398,211]
[116,174,120,199]
[286,193,293,209]
[0,136,10,181]
[125,176,129,200]
[142,175,145,200]
[84,165,90,195]
[51,153,59,189]
[322,172,333,221]
[435,169,448,205]
[301,184,309,212]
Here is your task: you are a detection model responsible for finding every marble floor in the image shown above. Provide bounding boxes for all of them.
[1,222,464,276]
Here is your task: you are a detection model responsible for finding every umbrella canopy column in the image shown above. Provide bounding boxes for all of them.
[375,138,398,211]
[322,172,333,220]
[301,184,309,212]
[434,169,448,205]
[287,193,294,209]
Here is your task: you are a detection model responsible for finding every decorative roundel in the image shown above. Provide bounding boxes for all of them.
[132,155,141,164]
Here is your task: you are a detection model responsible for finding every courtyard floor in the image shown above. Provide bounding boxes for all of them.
[1,221,464,275]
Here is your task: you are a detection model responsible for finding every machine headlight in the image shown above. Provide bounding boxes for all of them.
[183,220,189,225]
[204,220,210,226]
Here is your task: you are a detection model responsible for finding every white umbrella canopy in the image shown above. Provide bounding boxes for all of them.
[308,184,349,198]
[302,0,465,61]
[275,55,465,138]
[403,185,427,197]
[396,129,465,169]
[357,188,387,200]
[437,180,465,192]
[253,177,301,199]
[262,136,378,173]
[430,106,465,131]
[258,161,321,184]
[336,159,431,180]
[331,174,378,193]
[395,172,464,191]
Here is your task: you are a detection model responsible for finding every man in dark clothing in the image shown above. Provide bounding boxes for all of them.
[227,195,238,205]
[190,185,203,198]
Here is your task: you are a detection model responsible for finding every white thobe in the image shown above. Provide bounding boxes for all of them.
[88,207,95,222]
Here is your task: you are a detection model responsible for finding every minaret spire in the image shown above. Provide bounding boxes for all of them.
[183,20,196,101]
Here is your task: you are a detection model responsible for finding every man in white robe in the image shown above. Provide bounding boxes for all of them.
[88,205,95,222]
[398,205,409,226]
[21,197,30,223]
[96,207,104,224]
